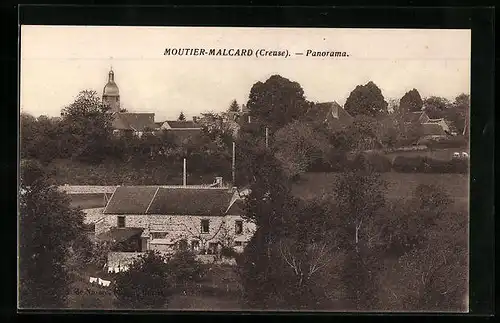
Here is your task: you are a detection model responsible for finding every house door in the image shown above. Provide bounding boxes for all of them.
[191,240,200,252]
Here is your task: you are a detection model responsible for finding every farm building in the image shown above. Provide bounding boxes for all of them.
[94,185,256,255]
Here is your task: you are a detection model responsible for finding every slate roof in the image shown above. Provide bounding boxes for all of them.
[421,123,447,136]
[165,120,201,129]
[304,102,353,128]
[103,186,241,216]
[405,111,429,123]
[104,186,158,214]
[112,113,156,131]
[147,188,233,215]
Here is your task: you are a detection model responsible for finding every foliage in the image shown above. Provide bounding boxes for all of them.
[445,94,469,136]
[59,90,114,164]
[343,115,384,151]
[344,81,388,117]
[399,89,423,114]
[19,159,87,308]
[113,251,173,309]
[423,96,451,119]
[178,111,186,121]
[273,121,331,178]
[228,99,240,112]
[166,250,206,287]
[246,74,312,130]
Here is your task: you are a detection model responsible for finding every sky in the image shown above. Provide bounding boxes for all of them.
[20,26,471,121]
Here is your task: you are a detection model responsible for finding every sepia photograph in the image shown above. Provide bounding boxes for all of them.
[19,26,470,312]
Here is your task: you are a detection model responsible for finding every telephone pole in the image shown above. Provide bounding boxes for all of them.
[265,127,269,148]
[232,142,236,184]
[183,158,187,186]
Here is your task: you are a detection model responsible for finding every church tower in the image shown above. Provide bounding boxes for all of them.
[102,67,120,113]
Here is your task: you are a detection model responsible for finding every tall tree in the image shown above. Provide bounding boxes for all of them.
[19,159,86,308]
[178,111,186,121]
[399,89,423,114]
[228,99,240,112]
[422,96,451,119]
[446,93,469,135]
[246,75,312,130]
[60,90,114,163]
[273,121,331,178]
[344,81,388,117]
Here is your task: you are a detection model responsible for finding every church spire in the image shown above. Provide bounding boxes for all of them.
[108,66,114,82]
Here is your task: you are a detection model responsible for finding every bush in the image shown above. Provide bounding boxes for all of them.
[425,135,468,149]
[392,156,469,173]
[351,152,392,172]
[220,246,238,258]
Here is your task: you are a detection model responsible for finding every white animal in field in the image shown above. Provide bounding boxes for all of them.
[453,152,461,158]
[89,277,97,284]
[101,280,111,287]
[461,152,469,158]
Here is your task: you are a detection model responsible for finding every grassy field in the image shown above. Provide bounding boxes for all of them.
[384,147,469,162]
[293,172,469,211]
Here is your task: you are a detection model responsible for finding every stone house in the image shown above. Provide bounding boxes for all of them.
[95,186,256,254]
[111,112,157,137]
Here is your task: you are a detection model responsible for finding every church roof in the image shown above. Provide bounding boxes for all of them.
[103,69,119,96]
[112,113,156,131]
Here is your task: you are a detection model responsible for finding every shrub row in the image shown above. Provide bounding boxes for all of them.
[308,153,468,173]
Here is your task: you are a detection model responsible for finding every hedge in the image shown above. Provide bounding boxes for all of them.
[392,156,468,173]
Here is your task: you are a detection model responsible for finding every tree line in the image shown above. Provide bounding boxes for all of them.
[236,149,467,311]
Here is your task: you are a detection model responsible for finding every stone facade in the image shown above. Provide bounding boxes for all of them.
[95,212,256,253]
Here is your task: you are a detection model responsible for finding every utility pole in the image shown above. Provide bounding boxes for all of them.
[265,127,269,148]
[183,158,187,186]
[232,142,236,184]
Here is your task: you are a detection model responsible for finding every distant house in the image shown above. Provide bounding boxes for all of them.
[404,111,430,124]
[155,120,202,143]
[426,118,451,134]
[420,122,448,140]
[112,112,156,137]
[95,186,256,255]
[303,101,353,130]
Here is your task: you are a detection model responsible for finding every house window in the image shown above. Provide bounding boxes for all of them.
[201,219,210,233]
[235,220,243,235]
[151,232,167,239]
[117,216,125,228]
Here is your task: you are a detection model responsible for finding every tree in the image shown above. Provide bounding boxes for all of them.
[446,93,469,135]
[423,96,451,119]
[60,90,114,163]
[228,99,240,112]
[113,251,173,309]
[343,115,383,151]
[246,75,312,129]
[178,111,186,121]
[399,89,423,114]
[344,81,388,117]
[19,159,87,308]
[273,121,331,178]
[166,250,206,290]
[332,170,387,309]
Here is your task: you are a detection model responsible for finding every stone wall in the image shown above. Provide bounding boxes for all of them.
[96,213,256,250]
